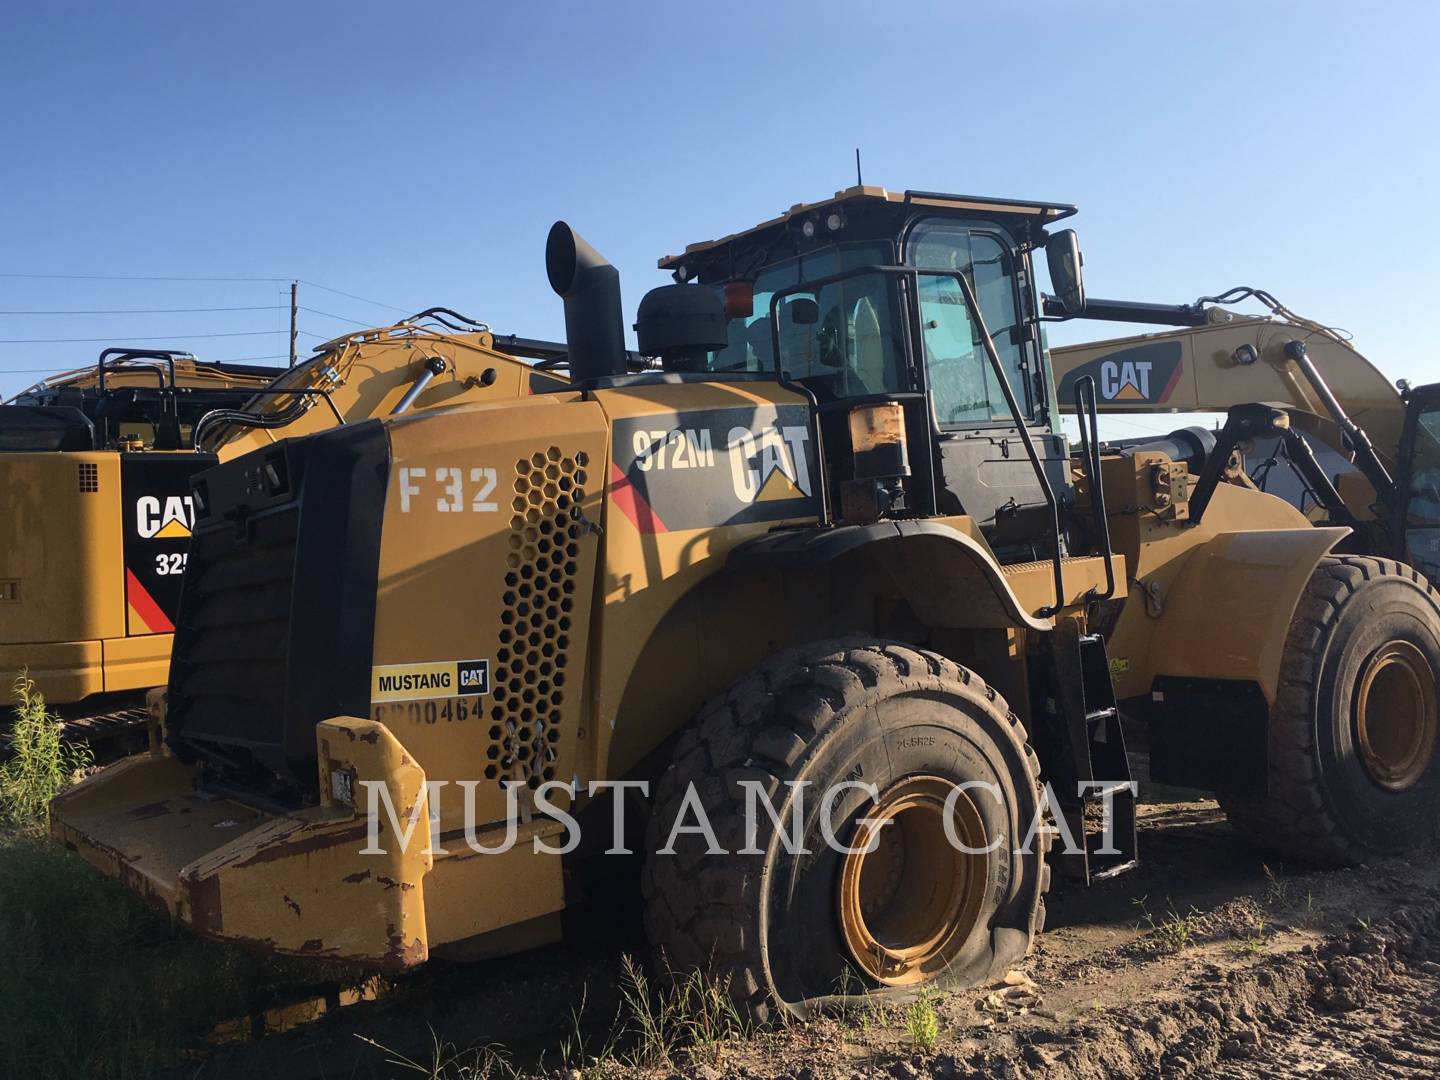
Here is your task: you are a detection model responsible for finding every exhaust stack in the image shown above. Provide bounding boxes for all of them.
[546,222,627,383]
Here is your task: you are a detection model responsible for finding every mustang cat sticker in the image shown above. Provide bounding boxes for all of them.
[610,404,820,533]
[371,659,491,703]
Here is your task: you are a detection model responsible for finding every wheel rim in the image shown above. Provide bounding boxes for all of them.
[1354,640,1438,792]
[836,775,990,986]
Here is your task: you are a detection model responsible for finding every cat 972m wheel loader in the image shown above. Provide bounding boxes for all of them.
[51,188,1440,1019]
[2,322,564,750]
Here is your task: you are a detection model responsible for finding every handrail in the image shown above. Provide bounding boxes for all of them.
[945,269,1067,617]
[96,348,189,395]
[1071,375,1116,602]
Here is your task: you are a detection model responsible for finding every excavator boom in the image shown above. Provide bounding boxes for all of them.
[1050,312,1406,472]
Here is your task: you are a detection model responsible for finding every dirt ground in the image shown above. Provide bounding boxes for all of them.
[185,770,1440,1080]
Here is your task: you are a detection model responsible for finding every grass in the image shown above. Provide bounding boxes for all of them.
[356,1028,513,1079]
[1132,895,1202,953]
[0,673,367,1077]
[0,829,368,1078]
[615,954,750,1069]
[1230,917,1268,956]
[0,674,91,826]
[905,990,939,1053]
[391,956,751,1079]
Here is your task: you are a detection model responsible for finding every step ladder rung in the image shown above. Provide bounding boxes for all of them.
[1089,859,1139,883]
[1082,781,1136,801]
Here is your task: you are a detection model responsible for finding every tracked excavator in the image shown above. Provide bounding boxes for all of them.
[1,320,567,750]
[1047,288,1440,583]
[52,188,1440,1020]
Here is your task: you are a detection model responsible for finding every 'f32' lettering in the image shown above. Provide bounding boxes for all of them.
[397,466,500,513]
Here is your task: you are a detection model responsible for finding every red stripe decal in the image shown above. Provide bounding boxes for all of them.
[609,462,668,535]
[126,569,174,633]
[1158,359,1185,404]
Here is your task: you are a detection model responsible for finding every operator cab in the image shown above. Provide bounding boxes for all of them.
[652,187,1082,563]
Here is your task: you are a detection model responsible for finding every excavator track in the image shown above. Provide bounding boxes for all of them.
[2,701,151,763]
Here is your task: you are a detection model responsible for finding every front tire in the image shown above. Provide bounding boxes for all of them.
[1221,556,1440,863]
[641,639,1048,1020]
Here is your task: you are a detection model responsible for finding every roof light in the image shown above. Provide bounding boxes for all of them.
[724,280,755,320]
[801,219,817,239]
[826,211,845,232]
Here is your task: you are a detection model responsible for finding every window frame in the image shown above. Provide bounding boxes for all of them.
[899,215,1040,431]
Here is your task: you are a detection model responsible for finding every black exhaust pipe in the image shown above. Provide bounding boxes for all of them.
[546,221,627,383]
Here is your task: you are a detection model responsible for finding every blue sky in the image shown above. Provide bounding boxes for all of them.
[2,1,1436,435]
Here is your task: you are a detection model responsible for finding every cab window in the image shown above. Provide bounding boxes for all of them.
[706,242,905,405]
[906,221,1028,424]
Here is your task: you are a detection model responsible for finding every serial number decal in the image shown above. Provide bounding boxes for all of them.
[370,658,491,703]
[371,695,487,727]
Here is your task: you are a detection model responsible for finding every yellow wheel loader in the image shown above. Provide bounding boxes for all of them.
[1048,287,1440,583]
[51,188,1440,1020]
[2,320,565,750]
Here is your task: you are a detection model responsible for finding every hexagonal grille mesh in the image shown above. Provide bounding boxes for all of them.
[487,446,588,787]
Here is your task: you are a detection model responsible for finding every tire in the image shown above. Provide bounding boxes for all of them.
[1221,556,1440,864]
[641,638,1049,1020]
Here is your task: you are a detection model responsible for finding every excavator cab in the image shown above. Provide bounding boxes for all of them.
[657,187,1081,564]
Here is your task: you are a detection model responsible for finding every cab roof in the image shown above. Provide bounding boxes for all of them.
[657,185,1077,270]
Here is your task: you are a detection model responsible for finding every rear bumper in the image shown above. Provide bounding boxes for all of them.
[50,718,432,969]
[49,716,565,969]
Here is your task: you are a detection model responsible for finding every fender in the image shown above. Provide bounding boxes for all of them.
[730,521,1051,632]
[1148,526,1350,702]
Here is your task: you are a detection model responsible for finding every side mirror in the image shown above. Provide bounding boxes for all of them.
[787,295,821,325]
[1045,229,1085,316]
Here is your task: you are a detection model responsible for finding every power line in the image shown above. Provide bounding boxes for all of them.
[0,353,291,373]
[0,330,282,344]
[0,271,411,314]
[299,305,380,328]
[297,280,410,315]
[0,272,290,283]
[0,306,276,315]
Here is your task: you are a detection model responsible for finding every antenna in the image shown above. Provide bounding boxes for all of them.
[855,147,863,187]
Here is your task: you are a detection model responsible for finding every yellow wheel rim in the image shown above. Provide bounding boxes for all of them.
[1355,640,1437,792]
[836,775,990,986]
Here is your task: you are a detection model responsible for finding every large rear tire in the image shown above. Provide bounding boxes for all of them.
[1221,556,1440,864]
[641,639,1048,1020]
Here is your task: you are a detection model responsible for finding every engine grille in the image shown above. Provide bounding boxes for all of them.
[488,446,588,787]
[165,421,387,787]
[168,503,299,753]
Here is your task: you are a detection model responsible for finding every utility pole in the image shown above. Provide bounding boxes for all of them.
[288,281,299,367]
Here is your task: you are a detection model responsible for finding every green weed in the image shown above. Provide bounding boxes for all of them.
[0,674,91,825]
[905,989,939,1053]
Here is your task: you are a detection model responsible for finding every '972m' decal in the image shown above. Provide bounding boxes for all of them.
[609,404,819,533]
